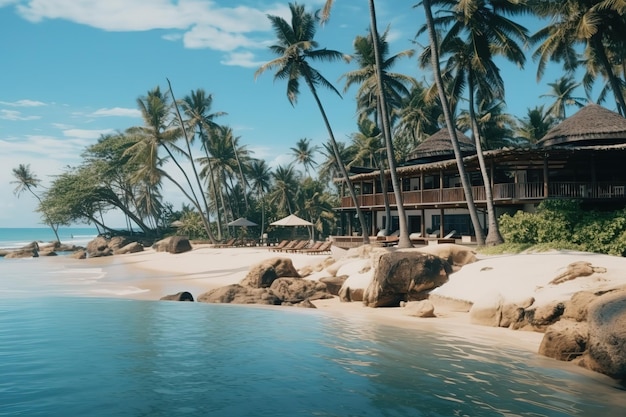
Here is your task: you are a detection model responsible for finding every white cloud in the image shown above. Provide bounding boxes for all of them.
[63,128,114,140]
[220,51,265,68]
[0,110,41,121]
[0,99,47,107]
[90,107,141,118]
[14,0,290,56]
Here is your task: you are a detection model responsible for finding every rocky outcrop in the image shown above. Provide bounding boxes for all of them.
[70,250,87,259]
[108,236,133,252]
[402,300,436,318]
[197,284,281,305]
[362,251,450,307]
[319,275,348,296]
[4,248,39,259]
[152,237,171,252]
[167,236,192,254]
[114,242,144,255]
[160,291,194,301]
[86,236,113,257]
[239,258,300,288]
[539,319,588,361]
[269,278,332,303]
[416,243,477,272]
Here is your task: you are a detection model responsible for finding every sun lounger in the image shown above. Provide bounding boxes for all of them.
[302,241,332,255]
[269,240,290,251]
[293,241,323,253]
[284,240,310,253]
[213,238,236,248]
[273,240,300,252]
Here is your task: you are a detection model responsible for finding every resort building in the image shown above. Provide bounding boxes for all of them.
[334,104,626,242]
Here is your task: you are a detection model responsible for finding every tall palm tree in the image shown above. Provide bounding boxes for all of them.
[318,139,353,186]
[457,100,518,150]
[255,3,370,243]
[419,0,486,245]
[540,76,587,120]
[531,0,626,116]
[395,81,442,144]
[249,159,272,239]
[269,164,299,216]
[290,137,319,177]
[11,164,61,242]
[179,87,226,239]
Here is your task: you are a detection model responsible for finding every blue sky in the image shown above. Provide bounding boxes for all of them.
[0,0,585,228]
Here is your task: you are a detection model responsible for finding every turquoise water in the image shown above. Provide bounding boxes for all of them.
[1,241,625,416]
[0,227,98,250]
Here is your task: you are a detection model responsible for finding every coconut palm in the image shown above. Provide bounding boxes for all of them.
[395,81,442,144]
[514,105,557,144]
[11,164,61,242]
[418,0,486,245]
[269,164,299,216]
[531,0,626,116]
[541,76,587,120]
[290,138,319,177]
[318,139,353,186]
[255,2,370,244]
[249,159,272,239]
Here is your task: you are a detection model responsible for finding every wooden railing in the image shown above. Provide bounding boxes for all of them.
[340,182,626,208]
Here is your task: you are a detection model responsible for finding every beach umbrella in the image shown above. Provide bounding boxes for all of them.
[228,217,258,227]
[270,214,314,239]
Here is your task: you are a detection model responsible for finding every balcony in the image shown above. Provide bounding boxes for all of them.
[339,182,626,209]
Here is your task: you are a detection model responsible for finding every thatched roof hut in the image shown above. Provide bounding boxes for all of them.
[539,104,626,147]
[407,128,475,162]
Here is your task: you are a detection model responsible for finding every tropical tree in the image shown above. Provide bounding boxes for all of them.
[514,105,557,144]
[269,164,299,216]
[457,100,518,150]
[255,2,370,244]
[531,0,626,116]
[11,164,61,242]
[290,137,319,177]
[540,75,587,120]
[318,139,353,186]
[418,0,486,245]
[395,81,442,144]
[249,159,273,239]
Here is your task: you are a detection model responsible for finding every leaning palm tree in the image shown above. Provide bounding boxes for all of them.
[11,164,61,242]
[418,0,486,245]
[255,2,370,243]
[540,75,587,120]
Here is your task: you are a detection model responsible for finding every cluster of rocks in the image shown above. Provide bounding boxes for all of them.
[85,234,192,258]
[0,240,85,259]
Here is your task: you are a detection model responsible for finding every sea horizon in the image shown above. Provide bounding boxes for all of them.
[0,226,100,250]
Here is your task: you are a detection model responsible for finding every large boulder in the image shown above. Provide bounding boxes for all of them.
[416,244,478,272]
[539,319,588,361]
[362,251,451,307]
[86,236,112,257]
[319,275,348,296]
[563,291,600,322]
[470,293,534,328]
[402,300,436,318]
[197,284,281,305]
[5,248,39,259]
[152,237,172,252]
[160,291,194,302]
[579,290,626,381]
[108,236,133,252]
[269,278,333,303]
[240,257,300,288]
[167,236,192,254]
[114,242,144,255]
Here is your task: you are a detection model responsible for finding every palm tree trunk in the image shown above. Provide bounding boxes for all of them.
[167,79,217,244]
[422,0,485,245]
[368,0,411,248]
[468,75,503,245]
[592,34,626,117]
[231,136,249,211]
[305,77,370,244]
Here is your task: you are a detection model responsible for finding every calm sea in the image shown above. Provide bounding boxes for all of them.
[0,227,99,250]
[1,229,625,416]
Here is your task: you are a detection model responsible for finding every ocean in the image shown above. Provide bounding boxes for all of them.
[0,227,99,250]
[1,228,625,416]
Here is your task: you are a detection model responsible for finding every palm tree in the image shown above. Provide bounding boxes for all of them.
[255,2,370,244]
[531,0,626,116]
[179,87,226,239]
[514,105,557,144]
[318,139,353,186]
[11,164,61,242]
[457,100,518,150]
[269,164,299,216]
[249,159,272,239]
[419,0,486,245]
[290,138,319,177]
[395,81,442,144]
[540,76,587,120]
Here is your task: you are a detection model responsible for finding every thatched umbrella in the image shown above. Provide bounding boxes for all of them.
[539,104,626,147]
[407,128,476,162]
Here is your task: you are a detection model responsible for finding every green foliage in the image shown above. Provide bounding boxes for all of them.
[174,211,208,240]
[498,200,626,256]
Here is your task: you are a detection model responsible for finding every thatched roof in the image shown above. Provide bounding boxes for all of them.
[539,104,626,147]
[407,128,475,162]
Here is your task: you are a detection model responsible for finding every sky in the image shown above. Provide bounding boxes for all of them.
[0,0,586,228]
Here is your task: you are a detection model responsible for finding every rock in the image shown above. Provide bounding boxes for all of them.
[416,243,478,272]
[319,275,348,295]
[5,248,38,259]
[580,290,626,381]
[469,292,503,327]
[160,291,194,302]
[539,320,588,361]
[269,278,333,303]
[70,250,87,259]
[152,237,171,252]
[362,251,450,308]
[549,261,607,285]
[240,258,300,288]
[114,242,144,255]
[295,299,317,308]
[108,236,133,252]
[563,291,599,322]
[526,302,565,330]
[197,284,280,305]
[167,236,192,254]
[86,236,112,257]
[339,286,364,302]
[39,250,58,256]
[403,300,436,317]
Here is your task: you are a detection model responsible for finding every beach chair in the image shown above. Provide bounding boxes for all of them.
[213,238,236,248]
[303,241,332,255]
[294,241,323,254]
[284,240,309,253]
[273,240,300,253]
[269,240,290,252]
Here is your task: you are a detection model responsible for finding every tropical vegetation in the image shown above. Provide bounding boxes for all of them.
[11,1,626,251]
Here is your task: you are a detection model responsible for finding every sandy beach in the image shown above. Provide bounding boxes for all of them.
[80,244,560,354]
